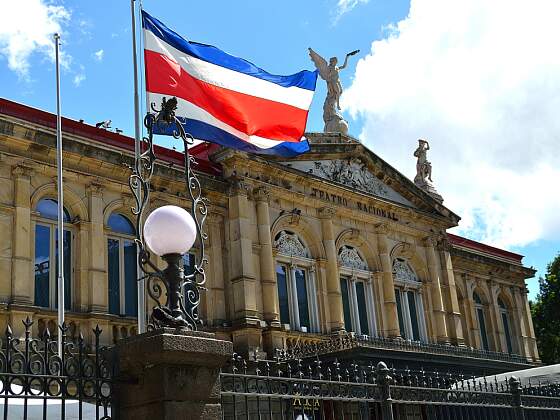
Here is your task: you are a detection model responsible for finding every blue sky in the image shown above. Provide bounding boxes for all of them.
[1,0,558,299]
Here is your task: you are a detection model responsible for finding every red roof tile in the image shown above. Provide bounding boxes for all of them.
[447,233,523,264]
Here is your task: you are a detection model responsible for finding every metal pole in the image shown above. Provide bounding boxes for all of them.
[131,0,146,333]
[54,33,65,357]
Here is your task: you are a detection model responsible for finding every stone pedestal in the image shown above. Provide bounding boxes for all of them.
[115,328,233,420]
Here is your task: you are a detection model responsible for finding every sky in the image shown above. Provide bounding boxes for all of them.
[0,0,558,299]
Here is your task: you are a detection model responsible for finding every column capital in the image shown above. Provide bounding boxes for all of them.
[86,182,104,196]
[12,163,34,178]
[435,233,452,252]
[252,186,271,203]
[374,223,389,235]
[422,235,438,248]
[317,206,336,219]
[227,175,249,196]
[207,212,224,224]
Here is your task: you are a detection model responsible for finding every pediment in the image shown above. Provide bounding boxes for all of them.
[280,158,415,207]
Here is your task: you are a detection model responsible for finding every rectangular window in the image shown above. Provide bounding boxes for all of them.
[477,308,490,350]
[276,265,290,325]
[340,278,352,332]
[123,240,138,317]
[502,312,513,353]
[54,229,72,310]
[356,282,369,336]
[407,290,420,341]
[395,289,406,338]
[107,239,120,315]
[295,268,310,330]
[34,225,50,308]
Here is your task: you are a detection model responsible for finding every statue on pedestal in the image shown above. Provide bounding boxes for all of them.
[308,48,359,135]
[413,139,443,202]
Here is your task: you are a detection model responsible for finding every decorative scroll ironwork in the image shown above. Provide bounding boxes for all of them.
[0,318,113,420]
[128,96,208,330]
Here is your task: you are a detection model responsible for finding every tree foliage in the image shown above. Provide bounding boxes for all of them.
[531,253,560,365]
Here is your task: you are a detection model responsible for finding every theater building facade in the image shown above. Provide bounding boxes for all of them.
[0,98,540,374]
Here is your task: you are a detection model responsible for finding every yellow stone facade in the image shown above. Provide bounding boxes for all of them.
[0,99,539,365]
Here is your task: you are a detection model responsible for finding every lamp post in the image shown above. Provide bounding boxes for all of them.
[128,97,208,330]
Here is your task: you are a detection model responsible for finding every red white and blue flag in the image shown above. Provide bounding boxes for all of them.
[142,11,317,157]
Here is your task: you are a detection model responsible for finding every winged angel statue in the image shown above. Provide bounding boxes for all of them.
[308,48,359,135]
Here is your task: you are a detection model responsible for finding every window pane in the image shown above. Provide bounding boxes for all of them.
[502,312,513,353]
[356,282,369,336]
[37,199,70,222]
[395,289,406,338]
[108,213,135,235]
[295,269,310,330]
[55,228,72,311]
[276,265,290,325]
[478,308,489,350]
[107,239,120,315]
[124,240,138,317]
[407,291,420,341]
[183,253,195,276]
[34,225,50,308]
[340,278,352,332]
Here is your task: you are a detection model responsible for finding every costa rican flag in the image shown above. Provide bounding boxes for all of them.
[142,11,317,157]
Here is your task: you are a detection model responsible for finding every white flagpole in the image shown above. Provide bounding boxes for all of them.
[130,0,146,333]
[54,33,65,356]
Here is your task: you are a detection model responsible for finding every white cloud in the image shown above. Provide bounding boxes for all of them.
[73,65,85,87]
[342,0,560,249]
[0,0,70,77]
[93,49,104,62]
[333,0,369,24]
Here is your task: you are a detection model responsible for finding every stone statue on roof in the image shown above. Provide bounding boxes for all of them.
[308,48,359,135]
[413,139,443,203]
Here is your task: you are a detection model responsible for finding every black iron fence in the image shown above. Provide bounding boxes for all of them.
[220,355,560,420]
[0,318,113,420]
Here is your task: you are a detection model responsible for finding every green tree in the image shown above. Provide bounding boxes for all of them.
[531,253,560,364]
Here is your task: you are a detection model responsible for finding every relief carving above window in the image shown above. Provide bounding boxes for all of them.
[338,245,368,271]
[274,231,310,258]
[392,257,419,284]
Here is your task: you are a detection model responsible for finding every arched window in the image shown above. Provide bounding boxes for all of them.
[474,291,490,351]
[498,297,514,354]
[34,198,72,310]
[107,213,137,317]
[392,258,427,341]
[338,246,377,336]
[274,230,318,333]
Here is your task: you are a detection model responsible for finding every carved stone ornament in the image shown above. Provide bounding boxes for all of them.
[252,186,271,202]
[338,245,368,270]
[274,230,310,258]
[318,206,336,219]
[281,159,414,206]
[392,257,419,284]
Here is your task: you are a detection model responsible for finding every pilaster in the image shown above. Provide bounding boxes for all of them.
[87,183,107,312]
[207,213,226,327]
[375,223,400,338]
[11,164,33,305]
[423,236,449,343]
[253,187,279,327]
[318,207,344,332]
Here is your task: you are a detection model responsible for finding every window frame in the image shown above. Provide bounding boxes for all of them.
[33,199,74,311]
[498,297,515,354]
[474,291,490,351]
[392,258,427,342]
[107,213,137,317]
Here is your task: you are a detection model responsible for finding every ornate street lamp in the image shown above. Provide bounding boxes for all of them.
[129,97,208,330]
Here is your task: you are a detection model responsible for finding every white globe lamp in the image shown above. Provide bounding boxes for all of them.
[143,205,197,256]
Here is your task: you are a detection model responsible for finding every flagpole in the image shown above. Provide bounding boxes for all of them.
[130,0,146,333]
[54,33,65,357]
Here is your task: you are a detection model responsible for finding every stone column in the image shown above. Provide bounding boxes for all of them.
[308,266,319,333]
[74,219,90,312]
[253,187,279,327]
[87,184,107,312]
[489,282,505,352]
[10,164,34,338]
[423,236,449,343]
[318,207,344,332]
[11,164,33,305]
[288,264,300,330]
[375,224,400,338]
[227,179,258,325]
[438,236,465,345]
[115,329,233,419]
[512,286,531,358]
[465,277,481,349]
[519,287,540,361]
[207,213,226,327]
